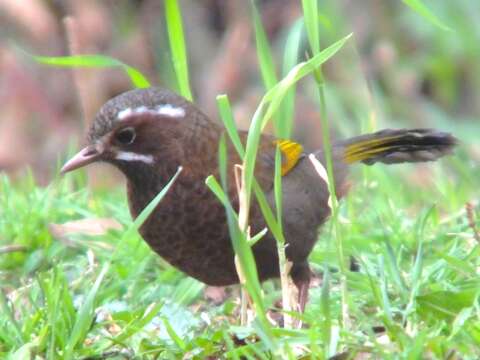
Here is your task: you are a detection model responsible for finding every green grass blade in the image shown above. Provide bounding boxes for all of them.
[205,173,275,345]
[320,267,331,354]
[64,263,109,359]
[403,206,436,324]
[0,290,24,344]
[301,0,350,329]
[248,228,269,247]
[205,176,264,311]
[383,235,408,297]
[162,317,187,351]
[32,54,150,88]
[217,133,229,190]
[274,147,283,235]
[402,0,452,31]
[302,0,320,54]
[277,19,303,139]
[216,93,287,326]
[250,0,278,91]
[165,0,193,100]
[217,95,245,158]
[8,340,39,360]
[112,302,163,344]
[205,175,234,212]
[120,166,183,242]
[242,34,352,206]
[273,146,293,326]
[378,255,393,322]
[252,180,283,243]
[206,182,264,312]
[263,33,352,121]
[412,206,436,285]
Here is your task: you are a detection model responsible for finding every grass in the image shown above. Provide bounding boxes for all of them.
[2,0,480,358]
[1,149,478,358]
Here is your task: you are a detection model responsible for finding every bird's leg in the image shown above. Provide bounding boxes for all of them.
[295,277,310,314]
[291,262,311,314]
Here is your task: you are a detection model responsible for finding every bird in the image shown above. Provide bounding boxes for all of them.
[61,87,457,312]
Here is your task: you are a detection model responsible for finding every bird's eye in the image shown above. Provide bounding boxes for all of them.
[115,127,136,145]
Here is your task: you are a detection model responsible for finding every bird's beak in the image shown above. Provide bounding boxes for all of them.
[61,145,103,174]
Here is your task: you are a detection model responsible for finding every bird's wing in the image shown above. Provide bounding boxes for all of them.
[231,132,305,191]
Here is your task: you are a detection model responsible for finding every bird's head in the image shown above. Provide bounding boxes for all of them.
[61,87,203,176]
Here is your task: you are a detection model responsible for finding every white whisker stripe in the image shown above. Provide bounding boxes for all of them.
[115,151,154,164]
[117,104,185,120]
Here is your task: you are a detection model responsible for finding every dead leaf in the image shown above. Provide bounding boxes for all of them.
[49,218,122,237]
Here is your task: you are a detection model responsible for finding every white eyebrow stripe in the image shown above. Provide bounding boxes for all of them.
[115,151,154,164]
[117,104,185,120]
[117,108,133,120]
[155,104,186,117]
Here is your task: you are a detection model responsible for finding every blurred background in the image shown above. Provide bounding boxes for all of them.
[0,0,478,184]
[1,2,480,356]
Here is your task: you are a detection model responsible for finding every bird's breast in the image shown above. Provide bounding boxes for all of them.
[127,176,239,285]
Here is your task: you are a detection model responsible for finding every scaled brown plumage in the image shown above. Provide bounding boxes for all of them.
[61,87,457,310]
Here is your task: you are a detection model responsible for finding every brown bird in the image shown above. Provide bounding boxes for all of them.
[61,87,457,311]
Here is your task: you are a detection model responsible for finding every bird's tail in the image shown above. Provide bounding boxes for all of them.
[340,128,457,165]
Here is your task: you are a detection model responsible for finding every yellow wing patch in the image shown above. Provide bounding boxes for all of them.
[274,139,304,175]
